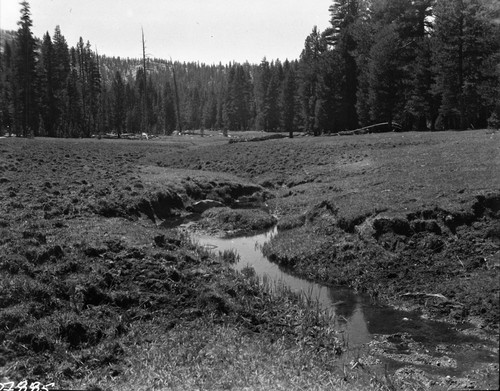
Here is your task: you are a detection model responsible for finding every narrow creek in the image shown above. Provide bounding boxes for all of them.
[193,227,373,346]
[183,224,498,381]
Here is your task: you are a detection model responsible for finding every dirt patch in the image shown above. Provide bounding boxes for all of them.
[263,193,500,329]
[193,207,277,237]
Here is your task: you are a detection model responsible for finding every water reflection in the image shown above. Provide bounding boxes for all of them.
[190,226,490,349]
[192,226,373,346]
[188,225,498,380]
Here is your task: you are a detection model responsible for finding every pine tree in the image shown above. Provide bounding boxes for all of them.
[375,0,435,130]
[215,85,225,131]
[223,64,252,131]
[234,65,252,130]
[38,32,57,136]
[327,0,368,129]
[111,71,125,137]
[433,0,500,130]
[351,17,374,127]
[406,37,437,131]
[52,25,70,136]
[186,85,201,130]
[202,88,218,130]
[316,49,344,133]
[280,61,297,137]
[73,39,101,137]
[14,1,38,137]
[367,25,404,127]
[125,82,140,133]
[0,42,14,135]
[264,71,280,131]
[299,27,326,135]
[66,47,83,137]
[222,67,236,132]
[254,59,271,130]
[162,81,176,134]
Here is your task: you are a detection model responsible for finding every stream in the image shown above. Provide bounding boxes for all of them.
[184,225,498,382]
[193,227,373,346]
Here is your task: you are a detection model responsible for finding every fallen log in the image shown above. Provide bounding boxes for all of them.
[342,122,403,135]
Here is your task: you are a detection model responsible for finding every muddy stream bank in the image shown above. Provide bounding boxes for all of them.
[181,224,498,386]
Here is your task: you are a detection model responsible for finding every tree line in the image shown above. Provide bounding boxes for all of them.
[1,0,499,138]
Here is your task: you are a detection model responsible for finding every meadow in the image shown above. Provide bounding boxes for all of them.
[0,129,498,390]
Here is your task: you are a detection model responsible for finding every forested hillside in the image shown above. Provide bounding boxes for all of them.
[1,0,499,138]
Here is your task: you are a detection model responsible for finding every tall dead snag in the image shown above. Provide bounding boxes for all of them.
[141,27,148,134]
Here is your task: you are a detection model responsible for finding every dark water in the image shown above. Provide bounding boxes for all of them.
[188,226,498,376]
[189,228,397,343]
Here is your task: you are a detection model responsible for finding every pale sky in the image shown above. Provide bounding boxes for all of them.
[0,0,332,64]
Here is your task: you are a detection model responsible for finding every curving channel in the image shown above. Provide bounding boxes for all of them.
[187,225,498,380]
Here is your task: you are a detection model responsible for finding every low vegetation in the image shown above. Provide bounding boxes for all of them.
[1,130,499,389]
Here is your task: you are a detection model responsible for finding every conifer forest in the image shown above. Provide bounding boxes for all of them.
[1,0,499,139]
[1,2,500,389]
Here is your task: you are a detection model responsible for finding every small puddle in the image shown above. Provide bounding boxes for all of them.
[185,225,498,379]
